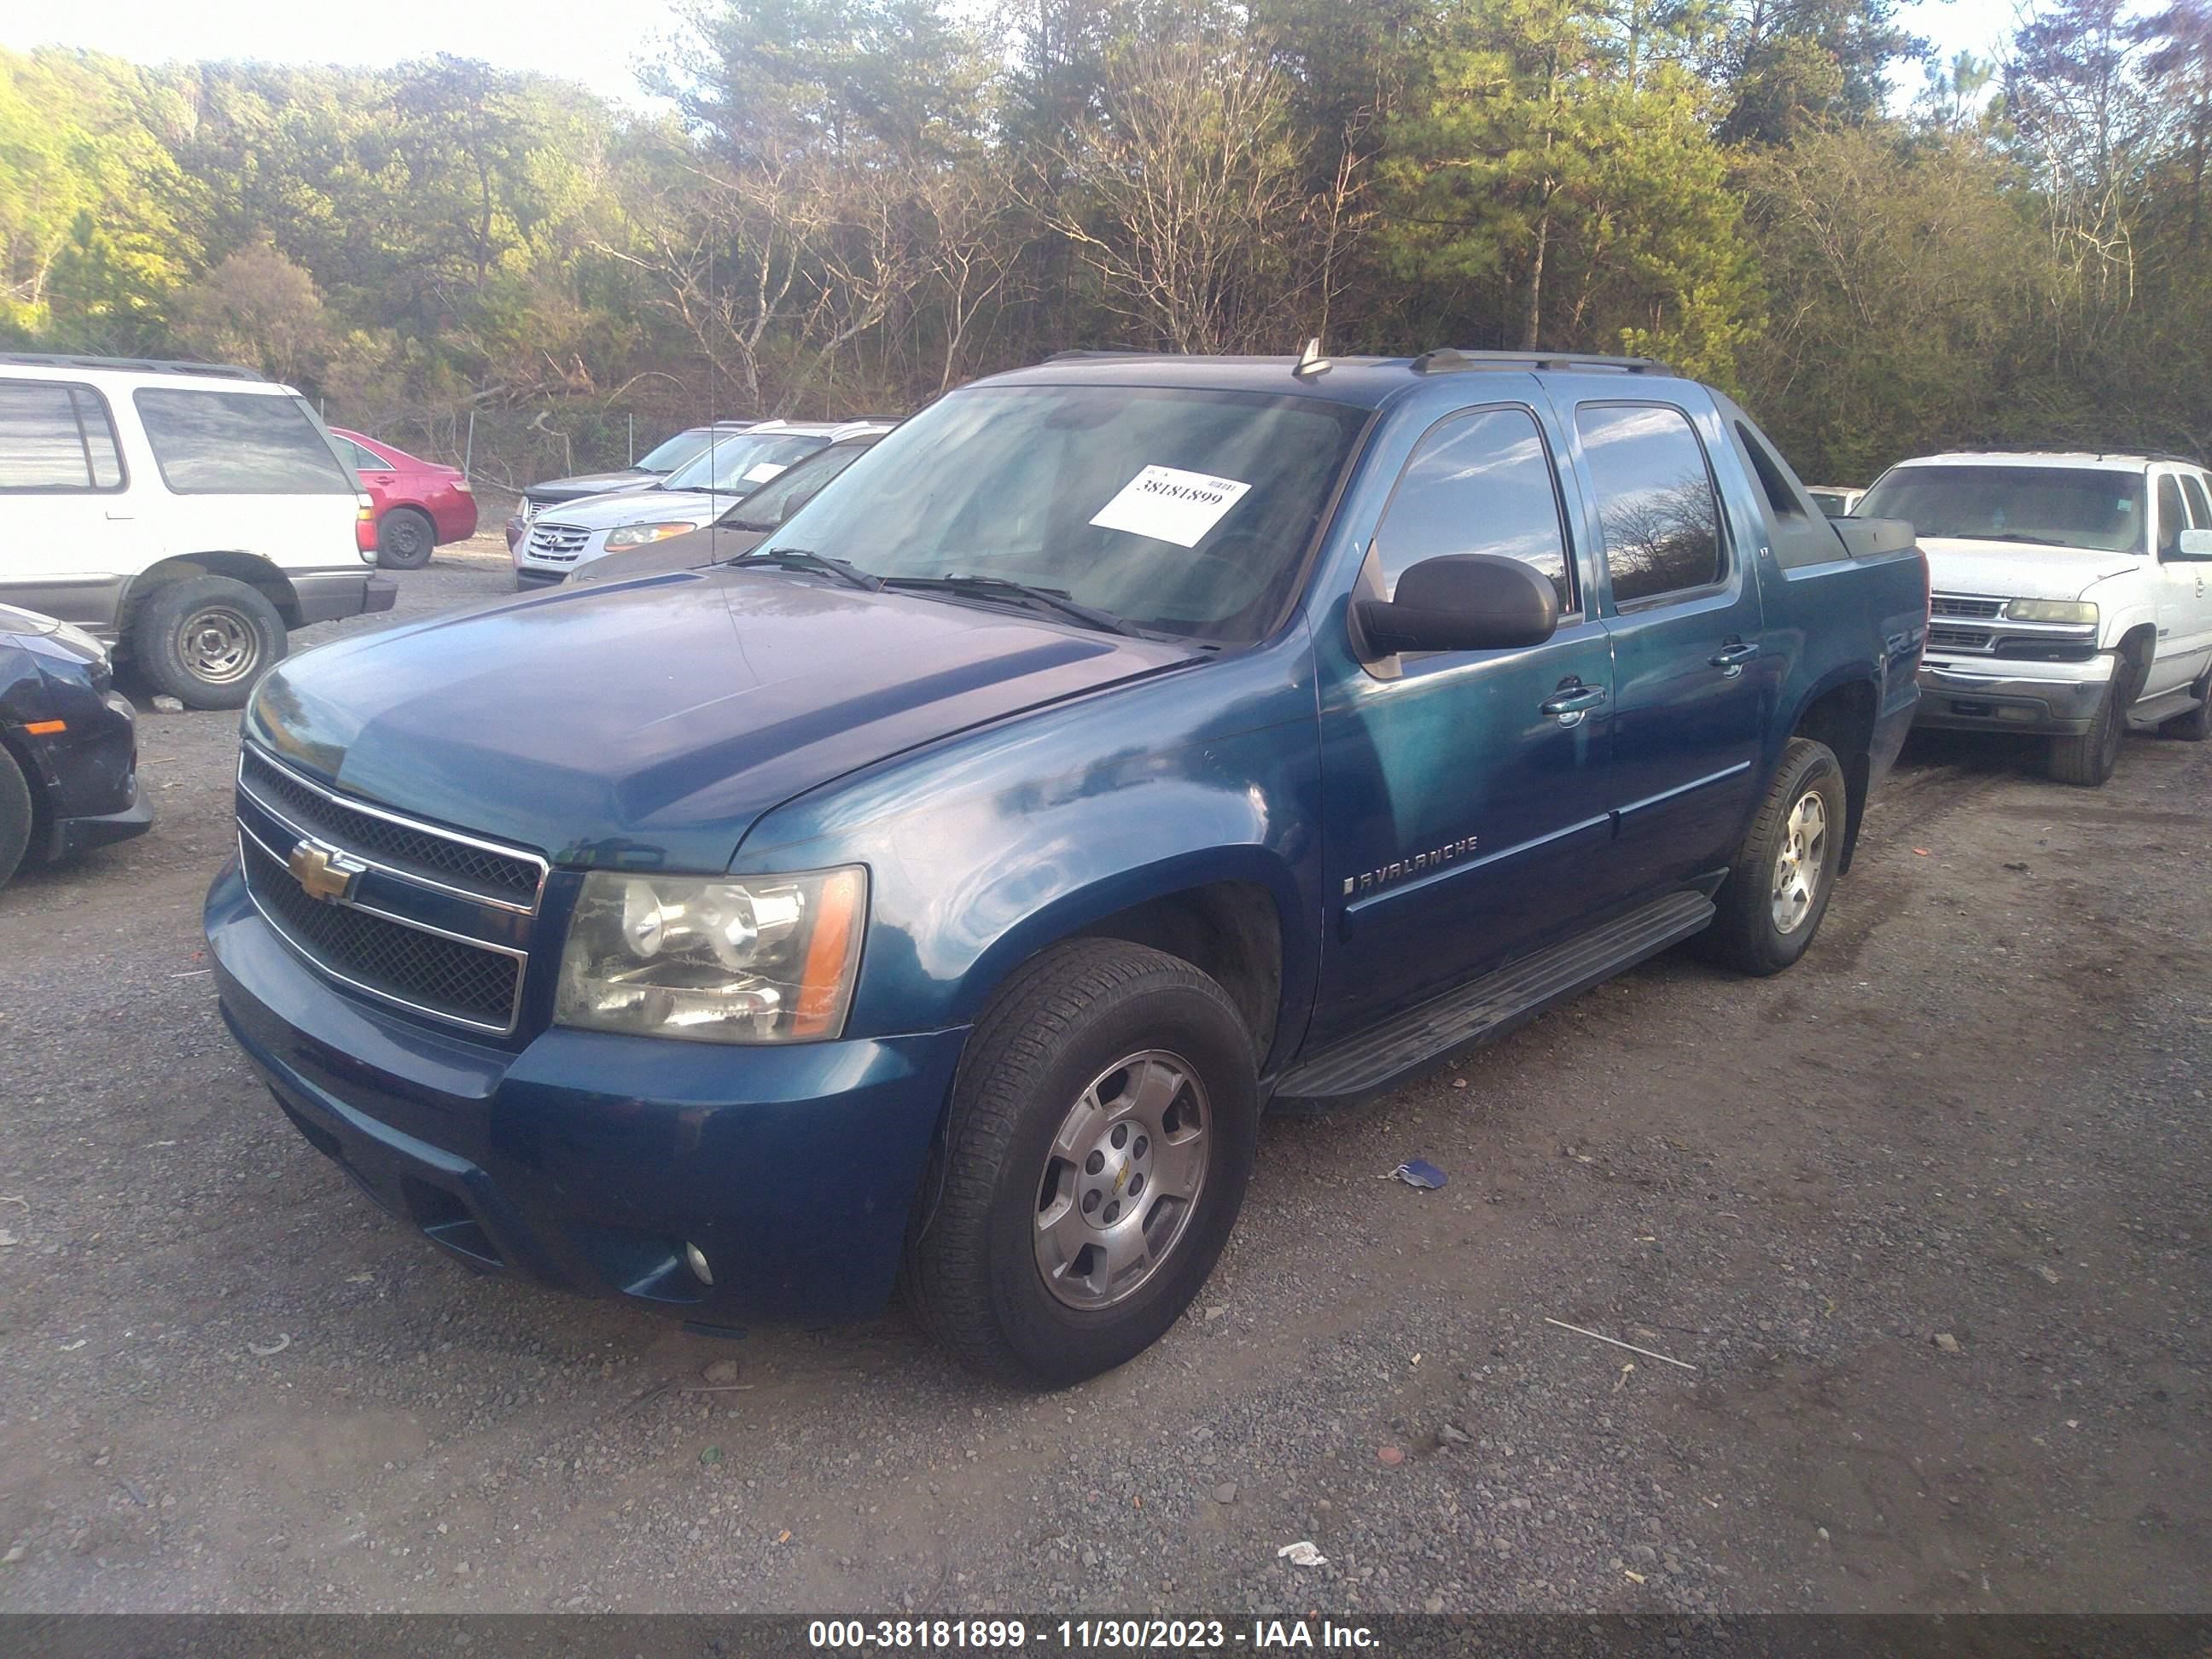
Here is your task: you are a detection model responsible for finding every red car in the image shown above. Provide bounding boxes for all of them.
[329,428,480,569]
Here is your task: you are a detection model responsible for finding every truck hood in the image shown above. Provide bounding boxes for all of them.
[245,570,1199,871]
[525,468,660,504]
[1920,537,2144,602]
[533,486,732,532]
[570,524,769,584]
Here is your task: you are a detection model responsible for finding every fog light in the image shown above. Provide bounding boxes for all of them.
[684,1241,714,1285]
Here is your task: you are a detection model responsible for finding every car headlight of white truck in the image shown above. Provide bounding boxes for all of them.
[555,867,867,1043]
[2005,598,2098,625]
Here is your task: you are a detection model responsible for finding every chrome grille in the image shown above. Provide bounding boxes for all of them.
[1931,594,2003,620]
[1927,624,1996,654]
[240,749,542,904]
[240,833,522,1030]
[526,522,589,562]
[234,746,544,1035]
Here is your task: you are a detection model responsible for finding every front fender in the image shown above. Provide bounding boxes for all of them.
[732,632,1326,1062]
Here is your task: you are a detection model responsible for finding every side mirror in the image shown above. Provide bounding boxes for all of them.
[1355,554,1560,657]
[2177,528,2212,560]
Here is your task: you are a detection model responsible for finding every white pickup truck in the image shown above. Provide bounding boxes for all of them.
[1856,451,2212,785]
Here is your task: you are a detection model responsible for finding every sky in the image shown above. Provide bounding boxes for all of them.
[1,0,2026,110]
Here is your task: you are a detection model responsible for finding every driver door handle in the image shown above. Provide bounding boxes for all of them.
[1710,641,1760,676]
[1540,684,1608,726]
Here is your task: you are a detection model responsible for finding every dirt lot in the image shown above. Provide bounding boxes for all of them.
[1,537,2207,1614]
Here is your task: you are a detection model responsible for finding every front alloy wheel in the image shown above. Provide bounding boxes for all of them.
[906,940,1259,1388]
[1034,1051,1210,1309]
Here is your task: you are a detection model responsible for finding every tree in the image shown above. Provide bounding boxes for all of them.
[1045,36,1314,353]
[1381,0,1758,377]
[169,239,333,383]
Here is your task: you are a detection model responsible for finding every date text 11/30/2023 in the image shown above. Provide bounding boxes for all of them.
[806,1621,1382,1651]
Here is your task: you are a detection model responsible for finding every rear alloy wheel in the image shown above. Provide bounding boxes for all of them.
[1698,736,1847,976]
[376,506,435,570]
[906,940,1259,1388]
[130,575,287,710]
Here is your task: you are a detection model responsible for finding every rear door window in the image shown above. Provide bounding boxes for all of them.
[0,381,126,492]
[134,390,352,494]
[1575,404,1725,605]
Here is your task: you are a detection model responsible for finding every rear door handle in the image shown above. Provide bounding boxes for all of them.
[1709,642,1760,675]
[1540,685,1608,726]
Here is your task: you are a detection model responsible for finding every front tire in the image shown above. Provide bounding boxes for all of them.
[0,744,32,893]
[1699,736,1847,976]
[905,940,1260,1388]
[130,576,287,711]
[377,506,435,570]
[2044,655,2132,787]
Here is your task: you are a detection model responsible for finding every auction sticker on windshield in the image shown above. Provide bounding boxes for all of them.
[742,463,789,484]
[1090,464,1252,548]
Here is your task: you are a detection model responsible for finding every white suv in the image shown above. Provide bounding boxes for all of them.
[0,355,393,708]
[1857,451,2212,785]
[512,420,892,585]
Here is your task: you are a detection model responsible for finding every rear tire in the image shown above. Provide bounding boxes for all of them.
[2048,657,2139,786]
[0,744,32,893]
[905,940,1259,1388]
[2159,667,2212,742]
[1699,736,1847,977]
[130,576,287,711]
[377,506,435,570]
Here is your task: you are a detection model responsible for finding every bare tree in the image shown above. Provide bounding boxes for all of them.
[1042,38,1313,353]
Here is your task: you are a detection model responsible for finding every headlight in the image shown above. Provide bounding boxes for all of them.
[2006,598,2098,625]
[554,867,866,1044]
[46,617,109,664]
[604,522,696,551]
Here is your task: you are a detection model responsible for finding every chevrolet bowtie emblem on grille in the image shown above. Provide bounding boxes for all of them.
[287,837,366,904]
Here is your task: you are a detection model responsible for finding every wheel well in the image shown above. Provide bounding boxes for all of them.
[2116,624,2157,682]
[121,556,301,640]
[1791,679,1876,873]
[1068,882,1284,1062]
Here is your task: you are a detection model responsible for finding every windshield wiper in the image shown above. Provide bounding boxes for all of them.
[1972,532,2071,546]
[730,547,882,591]
[881,573,1139,637]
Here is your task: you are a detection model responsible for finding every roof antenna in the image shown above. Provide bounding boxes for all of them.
[1293,336,1331,378]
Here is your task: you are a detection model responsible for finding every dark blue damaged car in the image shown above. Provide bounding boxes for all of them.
[206,350,1927,1386]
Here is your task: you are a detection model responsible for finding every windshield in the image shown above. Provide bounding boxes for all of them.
[724,440,874,529]
[1858,464,2146,553]
[758,385,1369,643]
[664,432,830,494]
[637,428,725,473]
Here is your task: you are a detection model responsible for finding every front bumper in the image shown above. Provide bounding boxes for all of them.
[1913,653,2115,736]
[205,861,966,1324]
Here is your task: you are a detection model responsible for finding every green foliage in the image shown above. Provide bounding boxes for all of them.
[3,0,2212,486]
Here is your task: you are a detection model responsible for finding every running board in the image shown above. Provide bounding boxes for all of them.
[2127,687,2203,729]
[1272,889,1715,1111]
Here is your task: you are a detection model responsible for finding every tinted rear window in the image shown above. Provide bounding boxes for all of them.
[134,390,352,494]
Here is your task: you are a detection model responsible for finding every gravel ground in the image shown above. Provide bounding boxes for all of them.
[0,537,2206,1613]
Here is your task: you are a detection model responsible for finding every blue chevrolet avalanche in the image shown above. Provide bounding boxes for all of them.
[207,350,1928,1387]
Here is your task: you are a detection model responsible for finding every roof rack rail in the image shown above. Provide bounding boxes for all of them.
[0,352,267,381]
[1411,349,1676,377]
[1042,347,1179,363]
